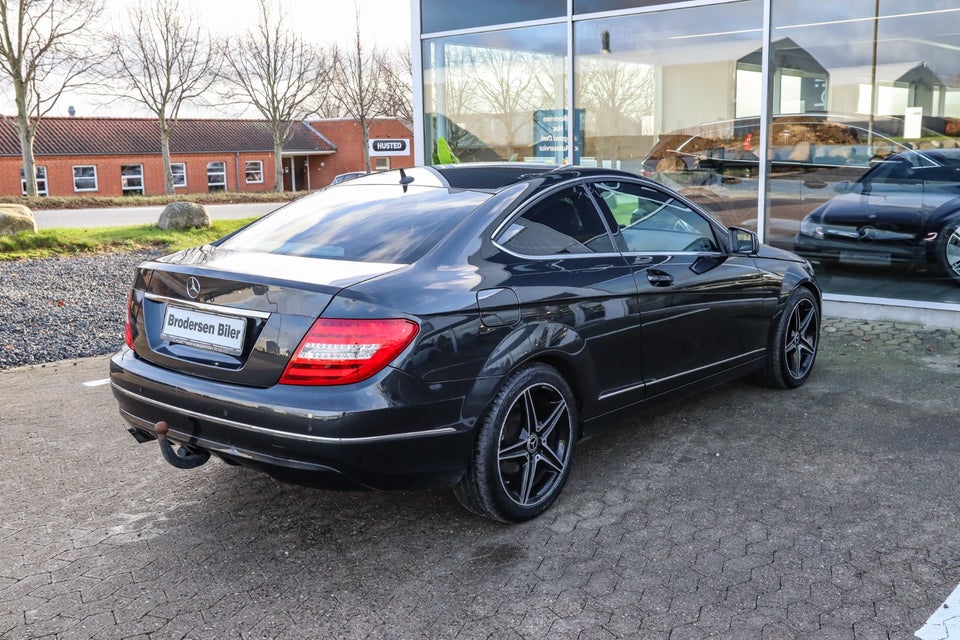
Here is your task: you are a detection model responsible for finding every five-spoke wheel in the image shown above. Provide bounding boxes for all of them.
[756,287,820,389]
[454,364,577,522]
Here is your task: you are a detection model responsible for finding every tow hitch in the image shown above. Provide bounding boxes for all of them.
[154,421,211,469]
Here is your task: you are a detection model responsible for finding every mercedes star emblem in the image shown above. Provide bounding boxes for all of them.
[186,276,201,299]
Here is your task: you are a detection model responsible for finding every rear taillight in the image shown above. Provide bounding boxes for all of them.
[279,318,419,386]
[124,291,135,350]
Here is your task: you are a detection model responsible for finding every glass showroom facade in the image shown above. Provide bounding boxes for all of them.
[412,0,960,322]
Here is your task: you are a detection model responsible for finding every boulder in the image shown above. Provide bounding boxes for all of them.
[0,203,37,235]
[158,202,211,230]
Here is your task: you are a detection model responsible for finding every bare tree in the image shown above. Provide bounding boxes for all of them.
[578,58,655,161]
[0,0,105,196]
[220,0,332,192]
[109,0,220,194]
[379,46,412,126]
[328,8,387,174]
[469,49,539,158]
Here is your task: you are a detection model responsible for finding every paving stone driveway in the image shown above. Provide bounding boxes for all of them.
[2,319,960,639]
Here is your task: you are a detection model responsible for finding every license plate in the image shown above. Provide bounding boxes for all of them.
[840,251,892,266]
[161,305,246,355]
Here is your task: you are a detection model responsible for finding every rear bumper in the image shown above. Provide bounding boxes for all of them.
[110,348,479,489]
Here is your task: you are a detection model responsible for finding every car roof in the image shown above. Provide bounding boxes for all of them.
[347,163,653,193]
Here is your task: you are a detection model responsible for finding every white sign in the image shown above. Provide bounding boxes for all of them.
[369,138,410,157]
[904,107,924,140]
[161,305,246,355]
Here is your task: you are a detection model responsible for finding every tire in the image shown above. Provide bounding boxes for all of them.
[936,224,960,284]
[755,288,820,389]
[453,364,578,523]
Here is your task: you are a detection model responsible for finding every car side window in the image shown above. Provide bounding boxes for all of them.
[496,185,615,256]
[590,181,720,254]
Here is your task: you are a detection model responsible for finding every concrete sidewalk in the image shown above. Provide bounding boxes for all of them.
[1,318,959,639]
[33,202,284,229]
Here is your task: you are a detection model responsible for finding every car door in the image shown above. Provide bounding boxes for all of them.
[590,179,773,399]
[491,183,646,418]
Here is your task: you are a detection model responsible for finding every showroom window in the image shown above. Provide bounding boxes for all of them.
[20,166,47,196]
[423,22,568,167]
[768,0,960,306]
[73,165,98,192]
[207,161,226,192]
[573,1,763,229]
[171,163,186,188]
[245,160,263,184]
[121,164,144,196]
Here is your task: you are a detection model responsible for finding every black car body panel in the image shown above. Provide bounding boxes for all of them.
[111,163,820,497]
[795,149,960,276]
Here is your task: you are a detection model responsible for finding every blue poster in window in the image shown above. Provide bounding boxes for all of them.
[534,109,584,164]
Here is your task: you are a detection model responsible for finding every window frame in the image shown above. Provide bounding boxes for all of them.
[120,164,145,196]
[20,166,48,196]
[207,161,227,192]
[589,179,722,255]
[170,162,187,188]
[244,160,264,184]
[492,182,619,258]
[374,157,391,172]
[72,165,98,192]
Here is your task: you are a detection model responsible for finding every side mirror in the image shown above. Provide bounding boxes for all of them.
[728,227,759,255]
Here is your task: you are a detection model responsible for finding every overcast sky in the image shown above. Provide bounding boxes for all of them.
[24,0,413,119]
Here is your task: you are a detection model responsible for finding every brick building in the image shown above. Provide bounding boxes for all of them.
[0,116,414,197]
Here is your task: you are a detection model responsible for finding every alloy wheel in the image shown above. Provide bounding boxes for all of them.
[784,298,819,381]
[496,382,573,508]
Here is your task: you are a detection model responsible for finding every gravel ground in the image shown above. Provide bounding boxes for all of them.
[0,250,158,369]
[3,251,959,372]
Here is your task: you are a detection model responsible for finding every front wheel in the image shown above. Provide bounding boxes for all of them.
[936,224,960,284]
[755,288,820,389]
[454,364,578,523]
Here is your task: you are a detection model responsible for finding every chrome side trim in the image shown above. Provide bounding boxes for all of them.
[111,382,459,444]
[143,293,271,319]
[598,349,765,400]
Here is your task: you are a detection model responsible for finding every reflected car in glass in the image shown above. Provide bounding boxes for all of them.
[110,164,821,522]
[329,171,367,186]
[795,149,960,283]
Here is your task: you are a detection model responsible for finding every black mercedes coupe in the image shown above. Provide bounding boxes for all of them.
[110,164,821,522]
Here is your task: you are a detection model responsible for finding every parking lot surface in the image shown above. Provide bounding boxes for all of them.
[2,319,960,639]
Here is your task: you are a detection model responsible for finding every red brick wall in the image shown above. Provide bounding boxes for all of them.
[1,152,283,197]
[309,119,415,187]
[1,118,414,197]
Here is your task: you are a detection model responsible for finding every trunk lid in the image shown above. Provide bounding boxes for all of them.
[128,246,403,386]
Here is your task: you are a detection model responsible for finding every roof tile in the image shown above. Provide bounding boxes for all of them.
[0,117,336,157]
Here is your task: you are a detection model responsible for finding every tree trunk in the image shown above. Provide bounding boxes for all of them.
[13,79,39,197]
[361,118,371,173]
[160,119,174,195]
[18,125,38,198]
[273,136,285,192]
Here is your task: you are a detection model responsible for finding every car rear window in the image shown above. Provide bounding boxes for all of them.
[218,185,490,264]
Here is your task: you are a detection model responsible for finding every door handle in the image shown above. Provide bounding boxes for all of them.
[646,270,673,287]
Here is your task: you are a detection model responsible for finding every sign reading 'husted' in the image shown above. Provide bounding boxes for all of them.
[369,138,411,157]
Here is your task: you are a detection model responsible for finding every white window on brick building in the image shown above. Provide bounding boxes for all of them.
[245,160,263,184]
[121,164,145,196]
[73,165,98,192]
[207,161,226,192]
[20,166,48,196]
[171,163,186,188]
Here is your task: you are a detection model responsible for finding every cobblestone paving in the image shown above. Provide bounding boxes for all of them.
[1,318,960,639]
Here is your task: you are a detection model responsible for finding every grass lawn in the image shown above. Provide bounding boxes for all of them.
[0,218,256,260]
